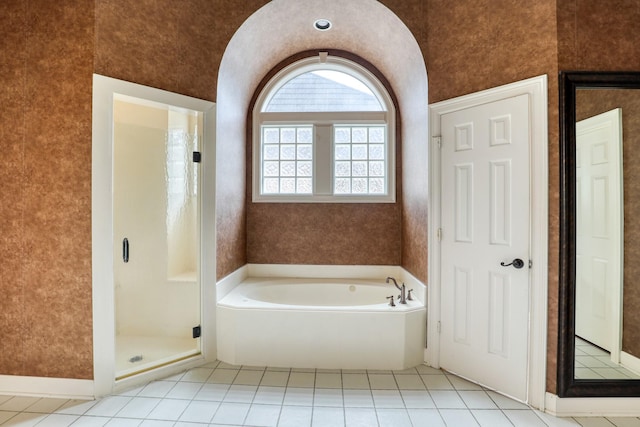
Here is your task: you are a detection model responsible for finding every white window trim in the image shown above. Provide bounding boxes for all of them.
[252,54,396,203]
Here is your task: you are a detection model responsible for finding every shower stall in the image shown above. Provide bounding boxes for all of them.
[112,96,202,379]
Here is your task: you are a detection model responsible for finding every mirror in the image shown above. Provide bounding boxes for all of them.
[559,71,640,397]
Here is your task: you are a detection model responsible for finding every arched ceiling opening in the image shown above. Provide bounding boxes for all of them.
[215,0,429,280]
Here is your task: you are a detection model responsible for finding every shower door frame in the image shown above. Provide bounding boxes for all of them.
[91,74,217,397]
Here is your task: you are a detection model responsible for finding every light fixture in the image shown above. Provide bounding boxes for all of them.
[314,19,332,31]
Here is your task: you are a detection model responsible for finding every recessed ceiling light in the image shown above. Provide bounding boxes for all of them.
[314,19,332,31]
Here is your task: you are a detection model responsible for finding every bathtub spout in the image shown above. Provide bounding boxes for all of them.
[386,277,400,290]
[386,277,407,304]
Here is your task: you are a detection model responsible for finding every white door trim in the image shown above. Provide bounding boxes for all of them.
[92,74,217,397]
[428,75,548,410]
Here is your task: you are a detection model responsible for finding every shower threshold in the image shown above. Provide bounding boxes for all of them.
[115,334,199,379]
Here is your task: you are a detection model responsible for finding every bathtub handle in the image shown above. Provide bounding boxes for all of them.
[123,238,129,263]
[386,296,396,307]
[407,289,414,301]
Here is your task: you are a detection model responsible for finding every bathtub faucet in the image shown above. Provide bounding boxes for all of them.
[386,277,407,304]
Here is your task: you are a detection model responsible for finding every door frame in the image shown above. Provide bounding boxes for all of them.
[428,75,548,409]
[91,74,217,397]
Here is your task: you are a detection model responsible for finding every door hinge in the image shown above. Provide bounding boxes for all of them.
[437,321,441,333]
[192,325,201,338]
[193,151,201,163]
[437,228,442,241]
[433,136,442,149]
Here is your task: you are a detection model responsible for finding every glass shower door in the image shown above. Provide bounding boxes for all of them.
[113,95,202,379]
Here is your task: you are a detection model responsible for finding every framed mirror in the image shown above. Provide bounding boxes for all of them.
[559,71,640,397]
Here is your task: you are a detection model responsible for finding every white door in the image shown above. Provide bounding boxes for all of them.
[440,94,530,401]
[575,108,623,356]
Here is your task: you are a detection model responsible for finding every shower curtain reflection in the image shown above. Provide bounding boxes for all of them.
[113,96,201,379]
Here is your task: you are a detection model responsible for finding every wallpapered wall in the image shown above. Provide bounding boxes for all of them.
[4,0,640,395]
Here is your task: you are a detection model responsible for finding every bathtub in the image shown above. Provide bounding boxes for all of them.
[217,277,426,370]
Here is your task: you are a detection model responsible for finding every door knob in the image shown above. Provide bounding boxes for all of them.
[501,258,524,269]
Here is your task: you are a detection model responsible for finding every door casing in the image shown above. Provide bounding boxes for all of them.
[91,74,217,397]
[428,75,548,410]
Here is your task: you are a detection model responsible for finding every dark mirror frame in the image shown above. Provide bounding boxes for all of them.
[558,71,640,397]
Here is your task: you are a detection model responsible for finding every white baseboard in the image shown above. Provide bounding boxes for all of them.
[545,392,640,417]
[0,375,94,400]
[621,351,640,377]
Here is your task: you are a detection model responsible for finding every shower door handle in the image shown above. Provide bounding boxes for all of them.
[123,238,129,263]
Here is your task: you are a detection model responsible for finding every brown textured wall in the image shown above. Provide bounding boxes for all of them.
[95,0,220,101]
[0,0,94,378]
[554,0,640,392]
[558,0,640,71]
[426,0,560,392]
[576,90,640,359]
[247,204,402,265]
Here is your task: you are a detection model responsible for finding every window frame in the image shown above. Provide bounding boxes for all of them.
[252,54,396,203]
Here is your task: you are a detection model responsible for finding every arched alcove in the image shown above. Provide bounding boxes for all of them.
[216,0,428,281]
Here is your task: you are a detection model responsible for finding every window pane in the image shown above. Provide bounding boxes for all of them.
[335,127,351,143]
[352,178,367,193]
[297,144,312,160]
[260,125,314,195]
[264,178,279,193]
[280,178,296,193]
[280,145,296,160]
[264,161,279,177]
[297,178,312,193]
[264,145,279,160]
[335,178,351,194]
[352,161,367,177]
[281,128,296,143]
[369,161,384,176]
[369,178,385,193]
[297,127,312,143]
[335,145,351,160]
[370,127,385,143]
[281,161,296,176]
[369,144,384,160]
[352,145,367,160]
[264,128,280,144]
[265,70,384,112]
[335,161,351,177]
[297,161,312,177]
[332,125,387,196]
[352,128,367,143]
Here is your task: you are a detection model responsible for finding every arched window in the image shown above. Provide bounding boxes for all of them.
[252,53,396,202]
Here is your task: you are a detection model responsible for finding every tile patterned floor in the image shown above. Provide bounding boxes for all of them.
[1,361,640,426]
[575,337,640,380]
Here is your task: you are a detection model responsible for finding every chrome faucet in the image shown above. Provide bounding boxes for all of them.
[386,276,407,304]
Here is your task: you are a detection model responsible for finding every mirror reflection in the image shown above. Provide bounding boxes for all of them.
[574,88,640,380]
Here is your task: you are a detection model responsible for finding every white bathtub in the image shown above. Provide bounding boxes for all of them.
[217,277,426,370]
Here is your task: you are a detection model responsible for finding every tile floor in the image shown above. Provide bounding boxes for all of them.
[575,337,640,380]
[1,361,640,426]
